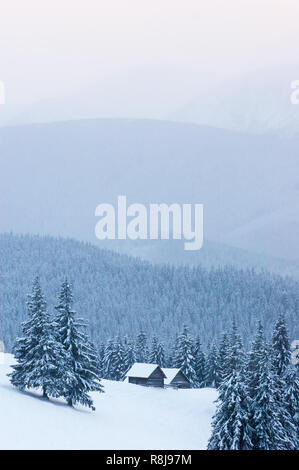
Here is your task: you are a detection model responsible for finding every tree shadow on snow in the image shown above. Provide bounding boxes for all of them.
[1,383,92,413]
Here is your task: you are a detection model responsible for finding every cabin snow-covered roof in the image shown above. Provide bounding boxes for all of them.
[162,368,191,385]
[126,363,166,379]
[162,368,181,385]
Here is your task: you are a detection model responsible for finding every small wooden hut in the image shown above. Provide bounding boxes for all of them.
[126,363,166,388]
[162,368,191,389]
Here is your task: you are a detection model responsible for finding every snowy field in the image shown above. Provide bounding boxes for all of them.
[0,354,217,450]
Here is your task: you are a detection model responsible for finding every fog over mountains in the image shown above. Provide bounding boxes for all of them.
[171,65,299,137]
[0,118,298,268]
[4,64,299,138]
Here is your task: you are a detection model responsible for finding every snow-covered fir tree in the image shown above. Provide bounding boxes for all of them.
[9,278,67,399]
[247,322,296,449]
[102,337,127,380]
[208,366,252,450]
[227,320,244,372]
[205,343,220,388]
[173,325,197,386]
[208,322,252,450]
[218,332,230,383]
[149,336,159,363]
[168,334,178,368]
[113,337,126,380]
[87,338,104,383]
[284,365,299,443]
[246,321,264,397]
[273,363,299,449]
[271,315,298,449]
[123,336,136,376]
[251,343,292,449]
[135,330,149,363]
[149,336,166,367]
[97,342,106,377]
[102,339,115,380]
[193,336,206,388]
[55,279,103,410]
[272,313,290,376]
[246,322,274,449]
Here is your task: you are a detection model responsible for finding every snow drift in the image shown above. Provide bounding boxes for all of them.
[0,354,217,450]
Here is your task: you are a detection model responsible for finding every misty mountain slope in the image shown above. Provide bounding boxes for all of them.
[171,65,299,137]
[0,118,298,261]
[4,64,202,127]
[99,238,299,279]
[0,233,298,353]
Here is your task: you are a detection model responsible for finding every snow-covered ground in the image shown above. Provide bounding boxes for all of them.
[0,354,217,450]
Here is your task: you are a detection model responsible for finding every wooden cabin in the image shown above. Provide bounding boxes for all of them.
[126,363,166,388]
[162,368,191,389]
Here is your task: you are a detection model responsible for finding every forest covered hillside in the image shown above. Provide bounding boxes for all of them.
[99,238,299,279]
[0,233,297,353]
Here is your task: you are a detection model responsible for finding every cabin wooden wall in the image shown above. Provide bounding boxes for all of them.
[128,377,147,385]
[170,371,191,389]
[147,368,164,387]
[128,368,165,388]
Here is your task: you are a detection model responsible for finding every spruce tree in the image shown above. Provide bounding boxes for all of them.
[55,279,103,410]
[271,315,298,449]
[271,365,298,450]
[246,322,273,448]
[123,336,136,376]
[284,366,299,445]
[149,336,166,367]
[205,343,220,388]
[208,366,252,450]
[9,278,67,399]
[168,334,179,367]
[97,342,106,378]
[102,339,115,379]
[208,322,252,449]
[156,342,166,367]
[149,336,159,364]
[251,342,290,449]
[246,321,264,399]
[113,337,126,381]
[87,338,103,383]
[218,332,229,383]
[272,313,290,376]
[247,322,296,450]
[102,337,126,380]
[173,325,197,386]
[135,330,149,363]
[226,320,244,373]
[193,336,206,388]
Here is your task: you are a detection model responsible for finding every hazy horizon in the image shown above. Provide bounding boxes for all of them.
[1,1,299,126]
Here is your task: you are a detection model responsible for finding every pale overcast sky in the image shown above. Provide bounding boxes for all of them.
[0,0,298,124]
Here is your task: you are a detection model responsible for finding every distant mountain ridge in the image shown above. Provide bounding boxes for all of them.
[171,65,299,137]
[0,118,298,262]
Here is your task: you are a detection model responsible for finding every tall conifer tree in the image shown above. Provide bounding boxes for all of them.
[9,278,67,399]
[173,325,197,386]
[55,279,103,410]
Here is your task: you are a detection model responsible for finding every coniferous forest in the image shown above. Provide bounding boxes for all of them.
[9,275,298,449]
[1,234,298,450]
[0,233,298,354]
